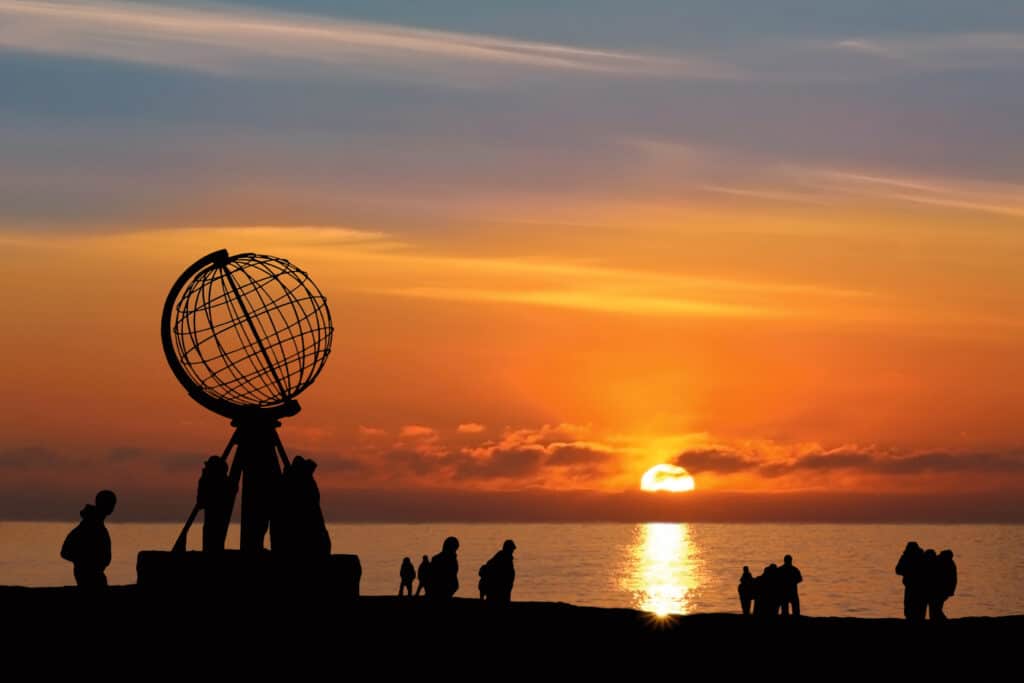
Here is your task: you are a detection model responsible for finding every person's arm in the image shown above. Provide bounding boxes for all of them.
[100,528,112,569]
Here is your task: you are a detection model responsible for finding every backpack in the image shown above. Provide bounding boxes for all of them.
[60,524,81,563]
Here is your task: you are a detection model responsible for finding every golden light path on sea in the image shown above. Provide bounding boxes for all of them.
[621,522,703,617]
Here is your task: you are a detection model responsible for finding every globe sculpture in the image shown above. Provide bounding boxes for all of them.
[161,249,333,552]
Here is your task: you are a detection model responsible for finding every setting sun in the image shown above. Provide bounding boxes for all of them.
[641,465,696,493]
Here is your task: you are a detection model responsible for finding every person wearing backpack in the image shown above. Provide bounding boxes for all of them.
[480,540,516,604]
[60,490,117,588]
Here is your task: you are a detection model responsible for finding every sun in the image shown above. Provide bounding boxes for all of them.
[640,464,695,492]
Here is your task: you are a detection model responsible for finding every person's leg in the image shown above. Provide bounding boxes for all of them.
[781,599,790,616]
[792,593,800,616]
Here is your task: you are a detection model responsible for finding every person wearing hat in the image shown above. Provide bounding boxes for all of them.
[480,539,517,604]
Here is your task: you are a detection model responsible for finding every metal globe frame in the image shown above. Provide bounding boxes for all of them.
[161,249,333,553]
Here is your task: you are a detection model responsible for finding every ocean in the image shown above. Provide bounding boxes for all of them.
[2,522,1021,618]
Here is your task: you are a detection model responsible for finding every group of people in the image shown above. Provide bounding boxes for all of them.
[895,541,958,621]
[737,554,803,617]
[195,454,331,556]
[398,537,517,603]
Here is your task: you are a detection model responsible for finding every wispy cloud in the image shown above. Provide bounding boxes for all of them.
[382,285,791,319]
[831,32,1024,69]
[786,167,1024,219]
[0,0,730,83]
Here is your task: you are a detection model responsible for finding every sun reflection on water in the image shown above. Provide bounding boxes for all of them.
[621,523,701,616]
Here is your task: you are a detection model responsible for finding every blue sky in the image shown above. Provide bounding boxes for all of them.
[2,0,1022,233]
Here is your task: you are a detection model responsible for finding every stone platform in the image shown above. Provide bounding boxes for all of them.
[136,550,361,598]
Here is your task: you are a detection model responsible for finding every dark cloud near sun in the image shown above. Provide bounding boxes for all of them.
[358,425,626,483]
[674,449,757,474]
[676,446,1024,478]
[451,448,545,480]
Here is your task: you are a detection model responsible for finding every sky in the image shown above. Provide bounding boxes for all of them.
[1,1,1023,521]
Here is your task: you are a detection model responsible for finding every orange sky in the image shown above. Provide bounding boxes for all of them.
[1,205,1022,520]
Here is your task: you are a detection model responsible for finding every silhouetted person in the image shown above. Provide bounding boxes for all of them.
[931,549,957,620]
[738,566,755,616]
[778,554,803,616]
[197,456,234,552]
[754,564,780,617]
[479,539,516,604]
[895,541,926,621]
[274,456,331,557]
[399,557,416,596]
[415,555,430,596]
[427,536,460,599]
[60,490,117,588]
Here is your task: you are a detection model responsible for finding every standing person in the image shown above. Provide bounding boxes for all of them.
[196,456,234,552]
[60,490,117,588]
[399,557,416,596]
[754,564,779,617]
[415,554,430,596]
[778,554,803,616]
[932,549,957,620]
[738,566,755,616]
[895,541,926,621]
[275,456,331,557]
[427,536,460,600]
[480,540,516,604]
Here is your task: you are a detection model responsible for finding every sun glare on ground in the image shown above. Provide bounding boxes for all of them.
[640,464,695,492]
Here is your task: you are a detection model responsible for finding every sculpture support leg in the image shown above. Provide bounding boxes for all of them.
[236,422,282,552]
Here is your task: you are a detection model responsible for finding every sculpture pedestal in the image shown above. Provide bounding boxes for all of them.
[136,550,361,599]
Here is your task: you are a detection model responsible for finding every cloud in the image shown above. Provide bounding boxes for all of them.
[451,448,545,480]
[0,0,730,84]
[675,444,1024,479]
[362,423,624,484]
[398,425,437,439]
[358,426,387,438]
[457,423,486,434]
[831,32,1024,70]
[789,168,1024,219]
[385,286,791,320]
[674,449,758,474]
[546,444,615,467]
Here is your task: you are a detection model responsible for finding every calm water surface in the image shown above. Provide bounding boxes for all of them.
[2,522,1021,618]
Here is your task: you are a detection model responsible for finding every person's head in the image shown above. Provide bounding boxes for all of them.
[442,536,460,553]
[940,549,954,560]
[94,490,117,517]
[905,541,921,553]
[743,565,750,574]
[204,456,226,475]
[503,539,516,553]
[784,554,793,566]
[403,557,412,565]
[924,549,937,559]
[422,555,429,562]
